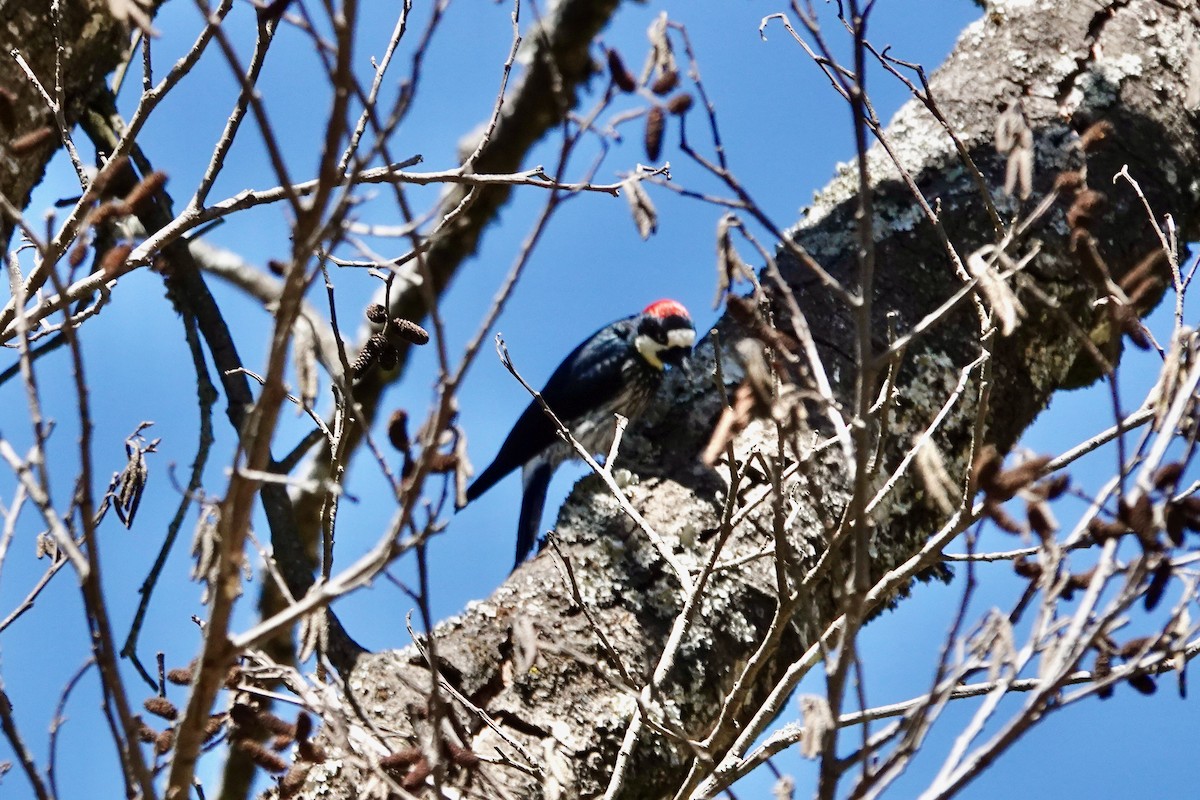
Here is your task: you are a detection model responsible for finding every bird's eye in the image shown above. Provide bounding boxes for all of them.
[638,318,666,342]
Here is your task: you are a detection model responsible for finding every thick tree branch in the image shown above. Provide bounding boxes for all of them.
[286,3,1200,798]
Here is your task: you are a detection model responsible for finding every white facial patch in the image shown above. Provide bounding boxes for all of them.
[635,327,695,369]
[668,328,696,349]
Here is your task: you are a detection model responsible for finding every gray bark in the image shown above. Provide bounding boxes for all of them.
[0,0,127,244]
[287,1,1200,798]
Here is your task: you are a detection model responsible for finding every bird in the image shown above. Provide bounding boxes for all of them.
[465,299,696,568]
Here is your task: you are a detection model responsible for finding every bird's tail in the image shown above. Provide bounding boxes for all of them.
[515,461,552,569]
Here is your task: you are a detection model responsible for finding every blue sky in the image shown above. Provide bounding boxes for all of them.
[1,1,1195,798]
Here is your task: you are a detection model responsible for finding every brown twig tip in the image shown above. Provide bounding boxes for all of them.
[267,259,287,276]
[1026,501,1056,542]
[446,741,481,768]
[1094,650,1115,699]
[1040,472,1070,500]
[123,171,168,214]
[203,713,227,743]
[135,718,159,743]
[988,455,1053,502]
[644,105,666,162]
[391,317,430,345]
[1086,516,1128,544]
[100,243,135,281]
[1118,495,1158,544]
[401,757,433,790]
[88,200,132,227]
[236,739,289,773]
[294,712,312,743]
[166,666,194,685]
[607,48,637,93]
[89,155,132,199]
[1053,170,1085,194]
[257,710,297,740]
[8,126,56,155]
[1153,462,1184,492]
[1069,229,1110,289]
[365,303,389,324]
[1012,555,1042,579]
[1144,559,1172,611]
[1164,496,1200,546]
[666,92,694,115]
[1127,673,1157,695]
[280,765,311,799]
[1079,120,1115,151]
[1119,248,1169,306]
[155,728,175,755]
[380,747,424,770]
[387,409,410,452]
[984,499,1025,535]
[1066,189,1107,230]
[68,238,89,268]
[650,68,680,95]
[970,444,1002,495]
[143,695,179,721]
[1060,566,1097,600]
[297,740,326,764]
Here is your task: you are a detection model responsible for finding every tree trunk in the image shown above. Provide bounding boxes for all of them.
[286,2,1200,798]
[0,0,127,245]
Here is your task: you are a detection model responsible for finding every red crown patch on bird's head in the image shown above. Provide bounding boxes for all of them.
[643,298,690,321]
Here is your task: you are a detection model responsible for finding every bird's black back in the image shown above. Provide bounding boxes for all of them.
[465,316,640,502]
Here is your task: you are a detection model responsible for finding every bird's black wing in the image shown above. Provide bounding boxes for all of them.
[465,316,636,502]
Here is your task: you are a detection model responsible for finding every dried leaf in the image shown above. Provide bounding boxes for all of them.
[112,423,158,529]
[966,245,1025,336]
[995,99,1033,199]
[714,213,754,308]
[915,438,958,515]
[293,318,318,410]
[621,177,657,240]
[796,695,833,759]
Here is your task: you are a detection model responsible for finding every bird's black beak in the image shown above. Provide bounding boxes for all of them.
[662,346,692,376]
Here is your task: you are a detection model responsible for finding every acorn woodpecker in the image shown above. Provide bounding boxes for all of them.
[466,299,696,568]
